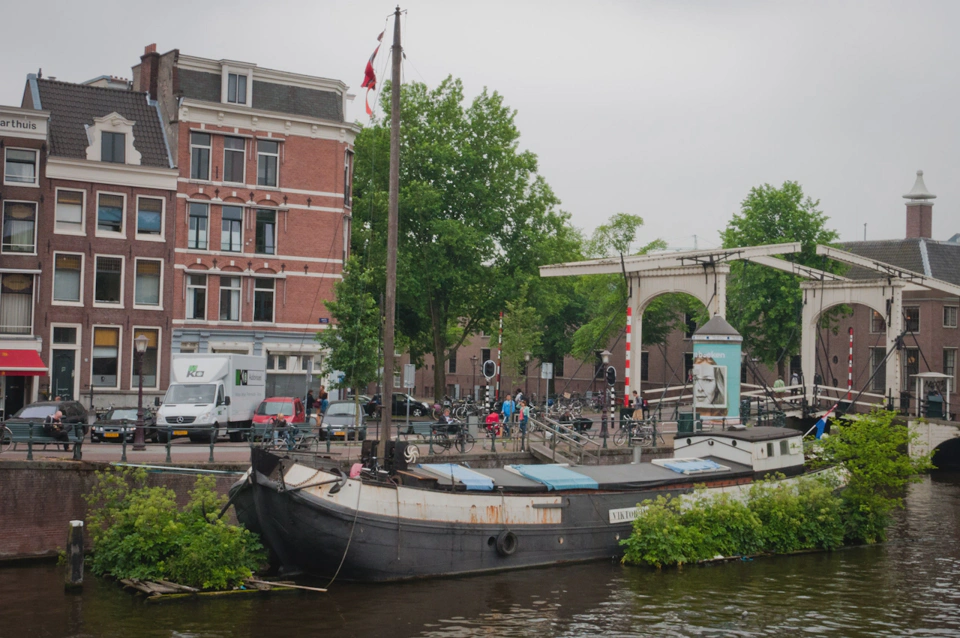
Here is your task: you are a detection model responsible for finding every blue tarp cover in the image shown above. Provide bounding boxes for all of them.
[661,459,725,474]
[419,464,495,491]
[508,464,599,491]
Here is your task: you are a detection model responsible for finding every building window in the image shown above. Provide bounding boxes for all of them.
[481,348,491,364]
[221,206,243,252]
[188,203,208,249]
[92,327,120,387]
[97,193,124,234]
[641,351,649,382]
[904,306,920,333]
[186,275,206,320]
[134,260,161,306]
[227,73,247,104]
[945,306,958,329]
[219,276,241,321]
[255,210,276,254]
[684,313,697,339]
[555,358,565,378]
[223,137,245,183]
[55,190,84,233]
[132,328,159,388]
[871,311,886,334]
[870,347,887,393]
[904,348,920,390]
[136,197,163,236]
[945,349,957,384]
[1,201,37,253]
[253,278,274,322]
[4,148,38,185]
[0,273,33,335]
[344,150,353,207]
[101,132,126,164]
[190,133,211,181]
[54,326,77,344]
[94,256,123,305]
[449,354,457,374]
[684,352,694,382]
[53,254,82,303]
[257,140,279,187]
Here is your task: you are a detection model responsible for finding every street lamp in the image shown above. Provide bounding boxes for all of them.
[600,350,612,449]
[524,352,531,400]
[470,355,479,401]
[133,334,149,451]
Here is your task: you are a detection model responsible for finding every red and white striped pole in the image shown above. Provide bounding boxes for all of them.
[495,310,503,401]
[847,326,854,402]
[624,306,632,407]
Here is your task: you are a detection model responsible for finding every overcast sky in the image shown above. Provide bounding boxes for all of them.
[3,1,958,248]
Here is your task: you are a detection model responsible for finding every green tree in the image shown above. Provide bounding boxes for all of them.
[501,287,543,386]
[721,182,841,380]
[315,256,381,406]
[353,77,571,400]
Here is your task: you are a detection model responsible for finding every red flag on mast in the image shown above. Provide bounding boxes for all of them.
[362,31,385,117]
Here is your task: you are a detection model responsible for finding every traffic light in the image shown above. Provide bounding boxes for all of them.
[605,366,617,386]
[482,360,497,379]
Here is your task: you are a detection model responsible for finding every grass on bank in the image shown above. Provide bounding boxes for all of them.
[83,468,265,590]
[621,410,933,568]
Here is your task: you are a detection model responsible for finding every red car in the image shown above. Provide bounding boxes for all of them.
[252,397,306,439]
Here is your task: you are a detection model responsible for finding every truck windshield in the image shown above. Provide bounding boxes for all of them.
[164,384,217,405]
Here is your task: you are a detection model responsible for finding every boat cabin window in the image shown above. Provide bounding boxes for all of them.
[780,440,790,456]
[767,442,775,457]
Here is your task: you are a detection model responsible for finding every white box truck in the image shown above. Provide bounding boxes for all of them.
[156,354,266,442]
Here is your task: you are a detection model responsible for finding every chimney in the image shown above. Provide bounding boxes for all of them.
[903,170,935,239]
[137,43,160,100]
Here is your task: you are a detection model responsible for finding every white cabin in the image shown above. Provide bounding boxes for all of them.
[673,426,804,474]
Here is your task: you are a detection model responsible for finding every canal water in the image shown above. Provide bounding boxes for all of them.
[3,472,959,638]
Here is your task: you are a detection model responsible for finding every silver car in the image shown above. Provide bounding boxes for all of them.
[319,401,367,440]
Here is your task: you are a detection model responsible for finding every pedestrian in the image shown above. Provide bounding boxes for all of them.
[641,396,650,420]
[501,394,515,432]
[485,409,502,437]
[44,410,70,451]
[319,386,329,414]
[306,390,315,417]
[514,388,524,407]
[773,378,786,394]
[631,390,640,409]
[518,400,529,450]
[790,372,800,395]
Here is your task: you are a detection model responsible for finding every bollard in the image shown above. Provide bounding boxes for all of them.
[491,427,497,453]
[72,424,83,461]
[120,435,128,463]
[208,427,215,463]
[632,446,643,465]
[165,426,172,463]
[65,520,84,590]
[27,422,34,461]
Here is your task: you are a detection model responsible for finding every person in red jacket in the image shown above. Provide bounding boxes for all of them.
[484,410,502,437]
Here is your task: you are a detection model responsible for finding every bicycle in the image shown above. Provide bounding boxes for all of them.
[614,419,657,447]
[263,425,316,452]
[0,424,11,453]
[430,421,475,454]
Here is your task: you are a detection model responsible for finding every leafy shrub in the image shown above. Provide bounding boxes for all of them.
[622,410,933,568]
[84,470,264,590]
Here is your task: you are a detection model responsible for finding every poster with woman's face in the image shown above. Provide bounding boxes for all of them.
[693,364,727,409]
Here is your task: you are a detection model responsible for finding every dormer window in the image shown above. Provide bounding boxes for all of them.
[101,132,126,163]
[86,112,141,166]
[227,73,247,104]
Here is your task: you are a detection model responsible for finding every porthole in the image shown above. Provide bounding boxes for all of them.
[558,536,564,545]
[487,536,496,547]
[686,438,692,445]
[708,440,714,446]
[732,440,737,447]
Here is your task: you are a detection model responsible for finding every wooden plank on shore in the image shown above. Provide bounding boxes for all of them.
[157,579,200,593]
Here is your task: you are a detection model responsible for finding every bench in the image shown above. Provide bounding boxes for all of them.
[4,422,84,460]
[398,421,437,439]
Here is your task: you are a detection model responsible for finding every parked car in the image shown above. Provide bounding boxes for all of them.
[91,408,158,443]
[319,401,367,440]
[251,397,306,440]
[3,400,89,435]
[370,393,432,418]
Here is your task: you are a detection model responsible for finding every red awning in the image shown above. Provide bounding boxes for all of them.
[0,349,47,376]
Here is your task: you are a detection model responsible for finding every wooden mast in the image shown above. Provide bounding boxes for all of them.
[379,6,402,464]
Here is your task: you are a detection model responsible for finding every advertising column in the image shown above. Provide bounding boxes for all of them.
[691,316,743,427]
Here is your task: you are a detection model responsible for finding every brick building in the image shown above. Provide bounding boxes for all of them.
[0,105,49,418]
[19,75,179,408]
[132,45,358,397]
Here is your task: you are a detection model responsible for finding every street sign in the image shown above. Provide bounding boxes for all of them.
[541,362,554,380]
[403,363,416,388]
[482,360,497,380]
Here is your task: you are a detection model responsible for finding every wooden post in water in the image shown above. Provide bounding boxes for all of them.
[65,520,84,590]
